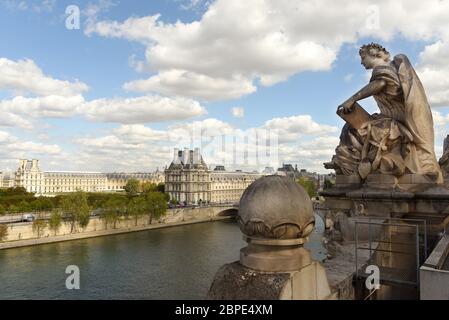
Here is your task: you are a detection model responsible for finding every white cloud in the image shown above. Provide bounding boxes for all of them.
[68,114,340,173]
[0,129,62,170]
[0,58,88,97]
[80,95,207,124]
[112,124,168,142]
[417,40,449,107]
[263,115,338,143]
[123,70,256,101]
[231,107,244,118]
[85,0,449,101]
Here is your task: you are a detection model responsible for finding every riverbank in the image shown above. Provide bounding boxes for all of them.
[0,215,232,250]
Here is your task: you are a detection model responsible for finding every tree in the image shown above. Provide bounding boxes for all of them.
[297,177,317,198]
[32,219,47,238]
[156,183,165,193]
[145,192,167,225]
[8,205,19,214]
[0,224,8,242]
[102,197,127,229]
[61,191,91,233]
[48,210,63,235]
[18,200,32,213]
[127,196,147,226]
[124,179,141,197]
[0,204,5,216]
[141,182,157,193]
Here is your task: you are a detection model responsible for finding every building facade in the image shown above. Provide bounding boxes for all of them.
[106,171,164,191]
[165,148,264,205]
[11,159,164,195]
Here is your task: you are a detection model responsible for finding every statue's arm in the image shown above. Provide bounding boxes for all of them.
[340,79,387,113]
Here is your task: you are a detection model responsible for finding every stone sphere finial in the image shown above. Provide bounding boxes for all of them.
[238,175,315,243]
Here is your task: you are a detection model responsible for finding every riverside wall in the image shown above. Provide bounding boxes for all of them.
[0,206,236,250]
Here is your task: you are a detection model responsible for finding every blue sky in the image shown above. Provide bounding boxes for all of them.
[1,0,449,173]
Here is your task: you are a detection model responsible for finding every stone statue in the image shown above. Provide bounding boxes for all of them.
[439,135,449,182]
[325,43,442,183]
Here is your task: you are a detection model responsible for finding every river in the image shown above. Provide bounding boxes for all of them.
[0,217,326,299]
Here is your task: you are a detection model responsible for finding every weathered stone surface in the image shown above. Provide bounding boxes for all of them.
[326,43,442,182]
[207,261,335,300]
[207,262,290,300]
[238,175,315,240]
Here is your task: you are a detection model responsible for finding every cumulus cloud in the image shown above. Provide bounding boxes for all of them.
[80,95,207,124]
[0,58,88,97]
[69,114,339,173]
[85,0,449,101]
[0,57,208,128]
[0,94,207,128]
[0,129,62,170]
[263,115,338,143]
[123,70,256,101]
[417,40,449,107]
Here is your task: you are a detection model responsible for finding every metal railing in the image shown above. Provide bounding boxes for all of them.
[354,217,427,289]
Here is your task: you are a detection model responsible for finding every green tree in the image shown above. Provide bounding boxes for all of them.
[297,177,317,198]
[8,205,19,214]
[156,183,165,193]
[127,196,147,226]
[145,192,167,225]
[141,182,157,193]
[32,219,47,238]
[0,224,8,242]
[48,210,63,235]
[0,204,5,216]
[102,197,127,229]
[124,179,141,197]
[18,200,32,213]
[61,191,91,233]
[323,179,335,190]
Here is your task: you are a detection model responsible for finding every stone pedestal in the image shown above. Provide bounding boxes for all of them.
[320,173,449,241]
[207,175,335,300]
[207,261,335,300]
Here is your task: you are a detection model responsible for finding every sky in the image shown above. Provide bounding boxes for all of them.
[1,0,449,173]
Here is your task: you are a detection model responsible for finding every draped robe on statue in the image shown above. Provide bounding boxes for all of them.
[326,54,442,182]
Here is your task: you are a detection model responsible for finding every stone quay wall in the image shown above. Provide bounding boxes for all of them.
[0,206,235,250]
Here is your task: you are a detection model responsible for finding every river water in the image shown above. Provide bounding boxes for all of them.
[0,218,325,300]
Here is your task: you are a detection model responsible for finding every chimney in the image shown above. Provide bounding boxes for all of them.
[19,159,26,170]
[173,148,179,162]
[183,148,189,164]
[194,148,200,164]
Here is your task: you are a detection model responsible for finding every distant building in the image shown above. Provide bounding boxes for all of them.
[12,159,164,195]
[106,171,164,191]
[164,148,211,205]
[165,148,265,205]
[262,167,275,174]
[277,163,301,180]
[1,172,15,189]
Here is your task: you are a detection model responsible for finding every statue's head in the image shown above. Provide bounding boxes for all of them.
[359,43,390,69]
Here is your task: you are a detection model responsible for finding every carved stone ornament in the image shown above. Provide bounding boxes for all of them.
[238,175,315,241]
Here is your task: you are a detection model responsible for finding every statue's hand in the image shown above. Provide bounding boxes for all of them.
[338,100,355,114]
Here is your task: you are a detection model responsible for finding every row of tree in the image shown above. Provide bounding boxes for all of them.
[27,190,168,239]
[0,181,166,216]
